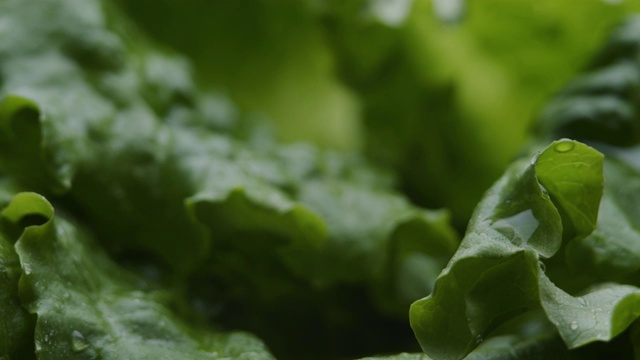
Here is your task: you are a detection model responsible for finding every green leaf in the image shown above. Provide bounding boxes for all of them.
[185,152,458,358]
[410,140,607,360]
[359,311,570,360]
[532,16,640,287]
[0,96,63,193]
[322,0,640,227]
[538,276,640,348]
[0,214,35,359]
[116,0,363,151]
[2,192,275,360]
[0,1,460,358]
[535,15,640,147]
[565,154,640,281]
[463,310,570,360]
[535,140,604,241]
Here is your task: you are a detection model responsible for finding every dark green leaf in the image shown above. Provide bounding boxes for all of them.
[3,192,275,360]
[0,207,35,359]
[0,1,460,358]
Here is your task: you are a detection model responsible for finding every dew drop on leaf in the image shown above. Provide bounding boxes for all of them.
[554,141,575,153]
[538,261,546,272]
[578,297,588,306]
[71,330,90,352]
[570,321,578,330]
[22,262,32,275]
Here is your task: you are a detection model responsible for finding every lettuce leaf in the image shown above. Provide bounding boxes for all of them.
[113,0,640,227]
[323,0,640,227]
[532,18,640,293]
[0,0,458,358]
[410,15,640,360]
[5,0,640,359]
[359,312,571,359]
[116,0,364,151]
[409,139,640,359]
[1,191,275,359]
[532,13,640,288]
[0,187,35,359]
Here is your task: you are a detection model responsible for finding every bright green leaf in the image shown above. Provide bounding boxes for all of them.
[410,140,606,359]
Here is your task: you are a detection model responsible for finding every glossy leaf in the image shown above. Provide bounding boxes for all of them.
[410,140,607,359]
[2,192,275,360]
[0,218,34,359]
[0,1,460,359]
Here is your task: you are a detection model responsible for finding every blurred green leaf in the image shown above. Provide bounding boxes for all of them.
[0,1,460,358]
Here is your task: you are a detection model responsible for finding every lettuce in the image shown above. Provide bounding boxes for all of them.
[410,15,640,360]
[410,140,608,359]
[0,0,457,359]
[313,0,640,227]
[3,0,640,359]
[114,0,640,228]
[0,189,35,360]
[2,192,275,360]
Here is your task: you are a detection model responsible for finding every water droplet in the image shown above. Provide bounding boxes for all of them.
[531,151,542,164]
[554,141,575,153]
[578,297,588,306]
[570,321,578,330]
[35,340,42,351]
[71,330,90,352]
[22,262,32,275]
[474,335,483,344]
[538,261,546,272]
